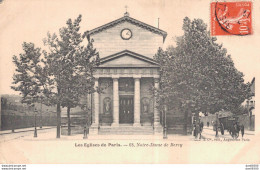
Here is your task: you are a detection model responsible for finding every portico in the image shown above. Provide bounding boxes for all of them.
[88,50,162,134]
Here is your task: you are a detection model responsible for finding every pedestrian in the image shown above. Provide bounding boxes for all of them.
[240,124,244,137]
[200,121,204,132]
[193,120,197,137]
[215,121,219,137]
[195,122,201,139]
[207,122,209,127]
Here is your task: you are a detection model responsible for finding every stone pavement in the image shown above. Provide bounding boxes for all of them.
[0,126,195,142]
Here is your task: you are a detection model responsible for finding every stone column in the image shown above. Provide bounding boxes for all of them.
[133,76,141,126]
[93,77,99,126]
[112,76,119,126]
[154,78,161,127]
[90,77,99,135]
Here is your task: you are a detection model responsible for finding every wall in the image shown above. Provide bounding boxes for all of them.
[1,114,56,130]
[99,78,113,125]
[166,108,193,135]
[140,78,153,113]
[91,21,164,58]
[1,95,57,130]
[140,78,154,124]
[237,115,255,131]
[99,78,113,115]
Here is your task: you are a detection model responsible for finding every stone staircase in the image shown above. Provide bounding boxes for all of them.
[98,124,154,135]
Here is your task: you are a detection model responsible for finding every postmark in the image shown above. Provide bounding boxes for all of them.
[211,1,252,36]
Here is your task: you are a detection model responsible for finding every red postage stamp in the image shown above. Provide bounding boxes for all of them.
[211,1,252,36]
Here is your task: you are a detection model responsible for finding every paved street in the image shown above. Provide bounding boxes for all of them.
[0,127,193,141]
[0,126,258,164]
[198,126,255,141]
[0,126,255,142]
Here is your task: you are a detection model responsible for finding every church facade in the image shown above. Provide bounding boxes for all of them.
[88,12,168,135]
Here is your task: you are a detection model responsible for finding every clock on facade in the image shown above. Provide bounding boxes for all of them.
[121,28,132,40]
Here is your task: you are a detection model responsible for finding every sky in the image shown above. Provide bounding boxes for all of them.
[0,0,259,95]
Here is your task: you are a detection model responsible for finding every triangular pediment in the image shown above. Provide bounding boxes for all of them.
[98,50,159,68]
[89,15,167,42]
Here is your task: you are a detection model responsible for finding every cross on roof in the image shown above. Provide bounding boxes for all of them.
[124,5,130,17]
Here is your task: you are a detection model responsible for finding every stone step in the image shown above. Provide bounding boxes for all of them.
[98,131,154,135]
[99,127,153,131]
[98,125,154,135]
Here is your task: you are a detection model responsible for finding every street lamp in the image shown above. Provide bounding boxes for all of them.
[83,106,89,139]
[192,113,195,136]
[34,108,38,138]
[11,112,15,133]
[40,96,43,129]
[163,105,168,139]
[215,112,219,137]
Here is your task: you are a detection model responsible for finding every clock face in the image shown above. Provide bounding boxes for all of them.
[121,28,132,40]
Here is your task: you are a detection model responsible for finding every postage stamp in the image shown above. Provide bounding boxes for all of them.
[211,1,252,36]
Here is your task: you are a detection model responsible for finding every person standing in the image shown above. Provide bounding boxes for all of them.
[240,124,244,138]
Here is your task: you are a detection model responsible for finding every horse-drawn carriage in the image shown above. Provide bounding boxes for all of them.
[214,112,244,139]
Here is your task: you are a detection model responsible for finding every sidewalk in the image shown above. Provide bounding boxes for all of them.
[0,126,55,135]
[20,130,194,141]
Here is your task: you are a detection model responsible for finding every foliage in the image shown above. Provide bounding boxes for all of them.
[154,17,251,115]
[232,105,249,115]
[12,15,99,137]
[43,14,99,110]
[42,14,99,136]
[12,42,46,106]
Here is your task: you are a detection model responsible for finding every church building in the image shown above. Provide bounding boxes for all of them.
[88,12,168,135]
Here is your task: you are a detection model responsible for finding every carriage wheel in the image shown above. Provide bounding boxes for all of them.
[233,132,239,139]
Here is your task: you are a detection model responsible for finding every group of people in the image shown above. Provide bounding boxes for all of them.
[229,121,245,138]
[214,120,245,139]
[193,118,245,139]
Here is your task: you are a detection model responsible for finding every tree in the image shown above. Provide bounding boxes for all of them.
[154,17,251,133]
[12,42,46,107]
[43,15,99,137]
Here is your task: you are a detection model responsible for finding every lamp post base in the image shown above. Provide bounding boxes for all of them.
[34,127,37,138]
[163,127,167,139]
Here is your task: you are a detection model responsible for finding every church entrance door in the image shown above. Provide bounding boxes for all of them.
[119,96,134,124]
